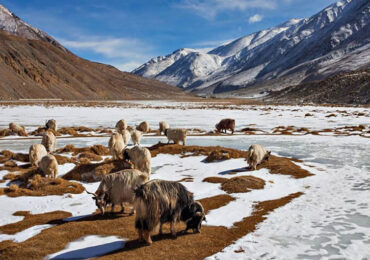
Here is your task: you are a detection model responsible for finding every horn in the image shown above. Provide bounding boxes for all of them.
[195,211,202,217]
[86,190,97,196]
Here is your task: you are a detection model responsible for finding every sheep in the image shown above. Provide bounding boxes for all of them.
[45,119,57,131]
[136,121,150,133]
[115,119,127,132]
[247,144,271,170]
[29,144,47,167]
[134,179,206,244]
[87,169,148,215]
[122,145,151,176]
[108,133,125,160]
[159,121,169,135]
[42,130,56,152]
[215,118,235,134]
[164,128,187,145]
[39,154,58,179]
[131,130,142,145]
[8,122,27,136]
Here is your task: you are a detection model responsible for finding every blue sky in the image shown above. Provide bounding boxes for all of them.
[1,0,337,71]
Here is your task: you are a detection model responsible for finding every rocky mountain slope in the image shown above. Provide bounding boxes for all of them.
[133,0,370,97]
[265,69,370,104]
[0,5,190,100]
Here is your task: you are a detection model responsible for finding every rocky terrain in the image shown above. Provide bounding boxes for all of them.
[0,5,190,100]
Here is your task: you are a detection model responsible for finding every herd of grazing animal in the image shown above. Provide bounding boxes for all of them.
[20,117,271,245]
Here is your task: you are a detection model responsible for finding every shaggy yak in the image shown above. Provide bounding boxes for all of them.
[134,179,206,244]
[215,118,235,134]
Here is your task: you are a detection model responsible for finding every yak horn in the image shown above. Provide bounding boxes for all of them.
[86,190,97,196]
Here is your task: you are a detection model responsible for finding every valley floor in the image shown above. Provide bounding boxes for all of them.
[0,101,369,259]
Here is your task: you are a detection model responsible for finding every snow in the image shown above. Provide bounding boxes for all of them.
[0,224,53,243]
[45,235,126,259]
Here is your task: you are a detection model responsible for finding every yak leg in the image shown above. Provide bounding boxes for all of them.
[159,223,163,234]
[170,221,176,237]
[120,202,125,213]
[111,204,115,213]
[138,229,143,242]
[144,230,152,244]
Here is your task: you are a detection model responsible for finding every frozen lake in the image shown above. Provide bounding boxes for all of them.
[0,103,369,259]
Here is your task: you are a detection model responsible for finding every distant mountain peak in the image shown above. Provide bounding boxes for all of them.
[133,0,370,96]
[0,4,66,51]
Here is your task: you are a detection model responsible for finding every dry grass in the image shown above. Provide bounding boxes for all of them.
[0,211,72,234]
[0,150,29,162]
[205,151,231,162]
[63,159,133,182]
[202,176,228,183]
[1,175,84,197]
[78,152,103,162]
[221,176,265,193]
[0,193,302,259]
[149,143,248,159]
[54,155,77,165]
[56,144,109,156]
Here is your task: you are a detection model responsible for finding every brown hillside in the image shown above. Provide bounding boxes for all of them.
[0,31,192,100]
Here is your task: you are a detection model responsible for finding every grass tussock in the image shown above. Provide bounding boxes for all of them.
[29,127,60,136]
[1,175,84,197]
[202,176,227,183]
[221,176,265,194]
[0,211,72,235]
[78,152,103,162]
[149,143,248,159]
[258,155,313,178]
[0,150,29,162]
[56,144,109,156]
[54,155,77,165]
[63,159,133,182]
[0,192,302,260]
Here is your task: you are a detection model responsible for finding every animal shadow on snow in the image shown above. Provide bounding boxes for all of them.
[218,167,249,175]
[48,240,126,259]
[47,213,125,225]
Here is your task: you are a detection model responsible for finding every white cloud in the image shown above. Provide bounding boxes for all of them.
[58,36,153,72]
[249,14,263,23]
[176,0,276,19]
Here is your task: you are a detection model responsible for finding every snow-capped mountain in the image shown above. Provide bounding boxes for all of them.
[0,4,67,51]
[133,0,370,95]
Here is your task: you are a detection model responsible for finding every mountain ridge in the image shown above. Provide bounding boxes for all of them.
[133,0,370,96]
[0,4,191,100]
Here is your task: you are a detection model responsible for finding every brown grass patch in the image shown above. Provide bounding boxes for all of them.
[0,150,29,162]
[0,193,302,259]
[1,175,84,197]
[78,152,103,162]
[63,159,133,182]
[29,127,60,136]
[221,176,265,194]
[0,211,72,235]
[149,143,248,159]
[205,151,231,162]
[326,113,337,118]
[202,176,227,184]
[258,155,313,178]
[56,144,109,156]
[54,154,77,165]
